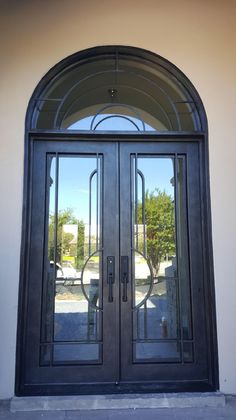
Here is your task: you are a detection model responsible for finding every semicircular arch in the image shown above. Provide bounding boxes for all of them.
[26,46,207,134]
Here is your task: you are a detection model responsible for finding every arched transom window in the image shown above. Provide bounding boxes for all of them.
[29,46,205,133]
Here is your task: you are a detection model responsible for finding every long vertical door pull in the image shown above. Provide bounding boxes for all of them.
[121,256,129,302]
[107,256,115,302]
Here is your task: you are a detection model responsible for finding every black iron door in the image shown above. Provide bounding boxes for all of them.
[119,142,209,389]
[23,140,120,393]
[20,138,211,394]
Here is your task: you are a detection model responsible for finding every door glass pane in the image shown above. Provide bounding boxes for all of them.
[132,155,192,362]
[41,154,102,365]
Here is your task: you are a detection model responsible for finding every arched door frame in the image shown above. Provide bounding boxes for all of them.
[16,46,219,395]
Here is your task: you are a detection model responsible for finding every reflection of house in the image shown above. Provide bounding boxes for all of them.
[134,224,146,253]
[84,224,98,255]
[62,224,78,244]
[159,260,175,276]
[62,224,78,262]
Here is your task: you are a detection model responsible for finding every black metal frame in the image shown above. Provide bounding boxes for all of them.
[15,46,218,396]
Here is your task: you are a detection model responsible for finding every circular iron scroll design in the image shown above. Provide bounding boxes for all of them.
[90,104,145,131]
[93,115,140,131]
[80,250,102,311]
[132,249,154,311]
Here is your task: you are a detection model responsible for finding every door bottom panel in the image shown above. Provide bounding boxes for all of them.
[19,380,215,396]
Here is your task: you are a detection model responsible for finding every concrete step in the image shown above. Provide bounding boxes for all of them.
[11,392,225,411]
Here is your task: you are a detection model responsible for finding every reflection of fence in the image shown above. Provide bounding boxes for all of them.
[135,278,177,342]
[54,278,100,342]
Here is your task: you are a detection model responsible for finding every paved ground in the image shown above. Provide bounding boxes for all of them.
[1,397,236,420]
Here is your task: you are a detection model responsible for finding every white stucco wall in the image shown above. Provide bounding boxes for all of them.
[0,0,236,398]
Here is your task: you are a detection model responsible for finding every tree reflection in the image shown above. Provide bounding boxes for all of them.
[138,189,176,276]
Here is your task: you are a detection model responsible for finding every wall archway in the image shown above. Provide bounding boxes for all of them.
[17,46,218,396]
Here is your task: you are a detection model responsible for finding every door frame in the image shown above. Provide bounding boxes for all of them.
[16,131,219,395]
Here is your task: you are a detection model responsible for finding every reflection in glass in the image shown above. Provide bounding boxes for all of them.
[41,155,102,364]
[134,251,152,308]
[53,343,100,362]
[132,156,192,363]
[135,342,180,362]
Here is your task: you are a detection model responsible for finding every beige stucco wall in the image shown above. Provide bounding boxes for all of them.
[0,0,236,398]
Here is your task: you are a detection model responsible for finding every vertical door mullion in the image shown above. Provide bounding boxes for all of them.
[101,142,120,379]
[119,143,133,377]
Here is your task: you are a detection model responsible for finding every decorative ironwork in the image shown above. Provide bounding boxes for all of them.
[28,47,204,132]
[90,103,145,131]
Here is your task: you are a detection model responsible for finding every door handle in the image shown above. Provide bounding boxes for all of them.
[121,256,129,302]
[107,256,115,302]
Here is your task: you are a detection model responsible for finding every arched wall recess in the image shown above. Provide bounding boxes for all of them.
[17,46,218,396]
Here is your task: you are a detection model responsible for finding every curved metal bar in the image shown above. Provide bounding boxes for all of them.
[117,83,174,130]
[96,155,99,250]
[131,71,182,131]
[134,155,138,249]
[61,83,172,131]
[52,67,183,130]
[80,250,102,311]
[90,103,145,131]
[55,67,180,130]
[132,249,155,310]
[93,114,140,131]
[53,66,179,131]
[137,169,146,257]
[89,169,97,256]
[53,69,119,128]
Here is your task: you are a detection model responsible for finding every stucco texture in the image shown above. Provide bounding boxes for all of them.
[0,0,236,397]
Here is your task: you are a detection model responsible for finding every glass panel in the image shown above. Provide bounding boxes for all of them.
[135,342,180,362]
[132,156,192,362]
[134,251,152,308]
[53,343,100,363]
[81,251,100,309]
[41,155,102,365]
[40,343,101,364]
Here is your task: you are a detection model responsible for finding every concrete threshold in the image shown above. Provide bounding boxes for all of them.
[11,392,225,411]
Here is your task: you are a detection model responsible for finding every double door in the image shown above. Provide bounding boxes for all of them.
[21,139,211,394]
